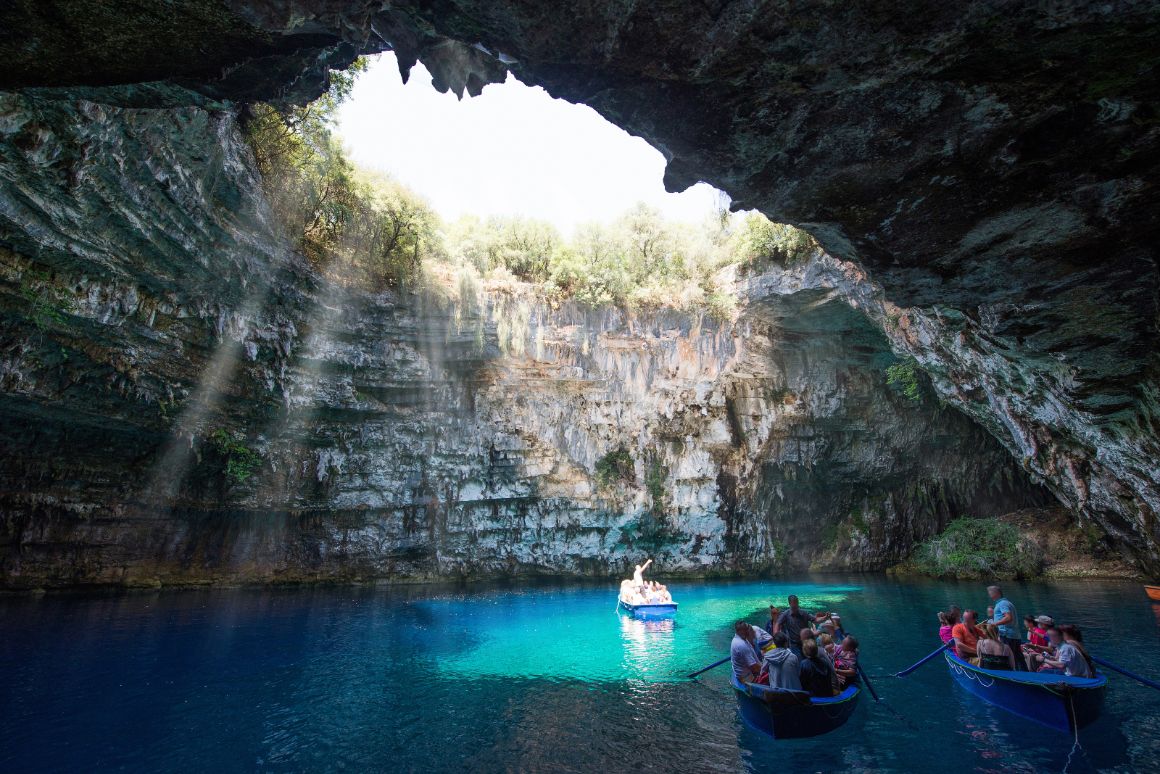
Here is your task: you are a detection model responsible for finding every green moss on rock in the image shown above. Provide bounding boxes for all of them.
[894,517,1044,580]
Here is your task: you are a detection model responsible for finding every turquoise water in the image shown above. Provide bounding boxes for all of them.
[2,577,1158,772]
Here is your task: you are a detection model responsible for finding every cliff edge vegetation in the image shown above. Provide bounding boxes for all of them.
[243,65,816,317]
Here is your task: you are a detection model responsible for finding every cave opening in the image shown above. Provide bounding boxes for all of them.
[2,4,1159,769]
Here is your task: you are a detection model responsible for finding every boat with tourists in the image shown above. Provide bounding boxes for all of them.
[617,558,678,617]
[944,650,1107,732]
[618,597,679,617]
[731,674,861,738]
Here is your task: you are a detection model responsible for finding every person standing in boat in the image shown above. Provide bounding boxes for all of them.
[776,595,824,656]
[987,585,1027,670]
[632,558,652,590]
[731,620,764,683]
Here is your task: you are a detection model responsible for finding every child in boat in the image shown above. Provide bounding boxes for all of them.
[817,632,835,657]
[833,636,859,687]
[938,611,953,644]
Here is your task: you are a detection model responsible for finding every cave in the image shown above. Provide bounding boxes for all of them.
[2,2,1155,586]
[2,2,1159,771]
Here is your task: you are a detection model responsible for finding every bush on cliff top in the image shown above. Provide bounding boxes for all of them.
[244,64,818,313]
[902,517,1043,580]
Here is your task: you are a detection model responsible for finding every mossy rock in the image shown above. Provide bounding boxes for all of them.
[893,517,1044,580]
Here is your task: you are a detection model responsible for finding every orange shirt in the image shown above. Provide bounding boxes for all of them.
[951,623,981,657]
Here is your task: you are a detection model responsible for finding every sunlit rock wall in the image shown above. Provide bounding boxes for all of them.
[0,95,1047,587]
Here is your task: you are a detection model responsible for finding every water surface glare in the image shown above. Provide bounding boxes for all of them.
[2,577,1158,772]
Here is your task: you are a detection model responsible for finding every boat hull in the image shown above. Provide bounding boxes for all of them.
[1145,585,1160,602]
[944,651,1106,732]
[731,674,860,739]
[618,600,678,618]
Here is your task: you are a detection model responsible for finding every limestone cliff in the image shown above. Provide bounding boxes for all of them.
[2,1,1156,580]
[0,95,1046,587]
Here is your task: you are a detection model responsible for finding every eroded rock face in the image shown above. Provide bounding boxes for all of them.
[0,1,1156,574]
[0,96,1046,587]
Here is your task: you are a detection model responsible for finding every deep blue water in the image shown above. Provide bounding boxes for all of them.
[2,577,1158,773]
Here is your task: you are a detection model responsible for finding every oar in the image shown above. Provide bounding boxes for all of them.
[856,662,918,730]
[857,663,881,701]
[688,656,730,679]
[1092,656,1160,692]
[894,641,952,678]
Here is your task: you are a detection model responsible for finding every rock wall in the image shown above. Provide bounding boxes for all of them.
[0,95,1046,587]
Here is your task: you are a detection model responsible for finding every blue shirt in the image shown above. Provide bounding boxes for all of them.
[993,598,1017,640]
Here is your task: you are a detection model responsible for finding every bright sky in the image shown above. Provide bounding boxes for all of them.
[336,53,726,235]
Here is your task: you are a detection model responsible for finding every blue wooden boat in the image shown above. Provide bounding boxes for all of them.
[944,651,1107,732]
[730,674,860,739]
[618,598,678,618]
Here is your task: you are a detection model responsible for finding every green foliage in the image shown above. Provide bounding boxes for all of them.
[19,271,74,331]
[244,57,437,289]
[730,213,818,269]
[443,202,808,313]
[246,60,818,313]
[209,429,261,485]
[906,517,1044,580]
[595,447,634,488]
[644,456,668,514]
[886,358,923,402]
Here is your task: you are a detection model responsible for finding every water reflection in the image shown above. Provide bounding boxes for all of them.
[619,613,677,679]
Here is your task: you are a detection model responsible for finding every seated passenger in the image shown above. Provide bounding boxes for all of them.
[731,620,763,683]
[951,610,983,660]
[765,605,781,636]
[798,639,836,697]
[1034,617,1053,649]
[1038,625,1094,678]
[830,614,846,642]
[764,631,802,691]
[817,632,835,656]
[1022,614,1039,644]
[1032,627,1062,671]
[975,623,1016,670]
[938,611,952,644]
[833,636,860,687]
[749,622,773,650]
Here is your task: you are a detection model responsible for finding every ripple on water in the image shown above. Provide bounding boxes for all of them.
[0,578,1155,773]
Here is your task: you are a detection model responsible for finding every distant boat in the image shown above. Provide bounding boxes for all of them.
[944,650,1106,732]
[731,674,860,738]
[618,596,678,618]
[1145,585,1160,602]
